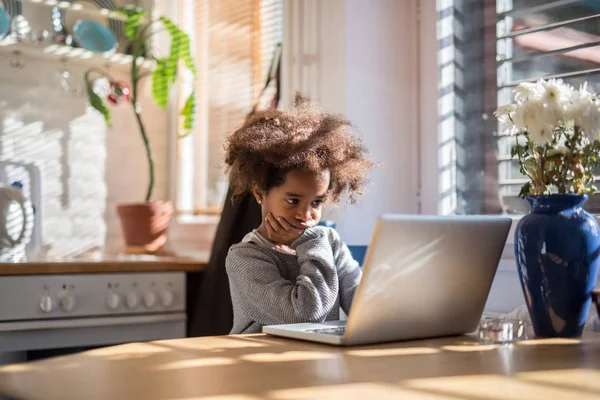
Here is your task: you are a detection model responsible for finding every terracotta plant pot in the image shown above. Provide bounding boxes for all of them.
[116,201,174,254]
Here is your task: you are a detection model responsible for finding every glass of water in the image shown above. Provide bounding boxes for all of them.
[478,317,530,344]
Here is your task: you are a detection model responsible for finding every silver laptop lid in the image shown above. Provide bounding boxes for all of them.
[343,214,511,346]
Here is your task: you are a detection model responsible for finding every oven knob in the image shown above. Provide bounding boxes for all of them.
[126,292,139,309]
[143,292,157,308]
[60,295,75,312]
[39,295,55,313]
[106,293,121,310]
[160,291,174,307]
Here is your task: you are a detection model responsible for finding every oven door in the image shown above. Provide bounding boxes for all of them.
[0,313,186,352]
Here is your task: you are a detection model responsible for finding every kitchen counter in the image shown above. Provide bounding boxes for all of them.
[0,253,209,275]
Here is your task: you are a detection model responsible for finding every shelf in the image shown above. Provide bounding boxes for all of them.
[0,38,155,71]
[0,0,155,71]
[18,0,137,23]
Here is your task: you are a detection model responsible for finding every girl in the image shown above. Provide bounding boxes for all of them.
[225,94,375,334]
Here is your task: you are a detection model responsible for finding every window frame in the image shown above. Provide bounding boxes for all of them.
[425,0,600,259]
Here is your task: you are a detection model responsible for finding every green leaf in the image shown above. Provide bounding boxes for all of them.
[125,14,144,40]
[118,6,146,39]
[85,78,111,126]
[178,34,195,76]
[518,182,532,199]
[117,5,144,16]
[160,17,180,83]
[180,92,196,137]
[152,58,169,109]
[160,16,196,80]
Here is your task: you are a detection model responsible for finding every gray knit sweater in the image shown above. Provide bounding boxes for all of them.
[226,226,362,334]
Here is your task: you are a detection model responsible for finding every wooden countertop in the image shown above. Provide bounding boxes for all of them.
[1,333,600,399]
[0,253,209,275]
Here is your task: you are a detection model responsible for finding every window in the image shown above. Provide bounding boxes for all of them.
[437,0,600,215]
[176,0,283,215]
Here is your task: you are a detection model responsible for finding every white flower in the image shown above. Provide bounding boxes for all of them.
[512,97,557,144]
[541,79,573,106]
[566,86,592,118]
[511,103,526,130]
[497,78,600,195]
[494,103,518,135]
[527,120,555,145]
[538,79,572,125]
[495,103,517,115]
[566,85,600,140]
[514,82,542,104]
[498,78,600,145]
[581,102,600,141]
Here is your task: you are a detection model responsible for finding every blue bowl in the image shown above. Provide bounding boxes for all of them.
[73,19,116,53]
[0,8,9,37]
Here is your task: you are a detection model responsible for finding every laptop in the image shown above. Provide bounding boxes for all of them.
[263,214,512,346]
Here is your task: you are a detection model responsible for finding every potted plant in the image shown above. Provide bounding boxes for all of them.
[495,78,600,337]
[84,6,196,254]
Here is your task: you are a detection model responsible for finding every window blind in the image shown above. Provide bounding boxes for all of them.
[176,0,283,214]
[496,0,600,198]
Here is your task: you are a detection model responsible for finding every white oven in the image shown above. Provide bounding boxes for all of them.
[0,272,186,358]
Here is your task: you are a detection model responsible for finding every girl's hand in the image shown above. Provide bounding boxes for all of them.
[264,213,304,246]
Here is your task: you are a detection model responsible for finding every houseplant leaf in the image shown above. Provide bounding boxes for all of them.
[152,58,169,109]
[85,10,198,203]
[159,16,196,80]
[125,13,144,39]
[160,17,180,83]
[85,78,112,126]
[180,92,196,137]
[179,34,195,76]
[118,6,146,40]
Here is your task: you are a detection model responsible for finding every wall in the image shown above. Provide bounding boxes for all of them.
[0,0,215,258]
[281,0,528,314]
[0,56,168,257]
[103,67,171,254]
[282,0,347,114]
[340,0,420,245]
[0,59,110,258]
[283,0,420,246]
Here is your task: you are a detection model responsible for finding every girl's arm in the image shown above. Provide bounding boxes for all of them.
[226,229,339,325]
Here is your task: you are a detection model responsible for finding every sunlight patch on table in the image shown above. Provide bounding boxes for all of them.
[402,373,600,400]
[152,357,238,370]
[345,347,440,357]
[240,351,337,363]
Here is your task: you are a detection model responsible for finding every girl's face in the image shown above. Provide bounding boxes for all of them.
[254,169,330,230]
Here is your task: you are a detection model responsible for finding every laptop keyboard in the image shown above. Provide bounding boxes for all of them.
[306,326,346,336]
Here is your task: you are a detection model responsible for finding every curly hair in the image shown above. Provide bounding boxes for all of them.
[224,93,375,203]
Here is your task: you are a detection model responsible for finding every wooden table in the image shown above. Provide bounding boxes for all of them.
[0,254,209,275]
[0,333,599,399]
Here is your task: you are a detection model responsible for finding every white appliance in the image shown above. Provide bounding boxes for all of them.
[0,272,186,353]
[0,161,42,261]
[0,186,34,262]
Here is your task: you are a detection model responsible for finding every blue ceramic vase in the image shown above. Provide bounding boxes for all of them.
[515,194,600,337]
